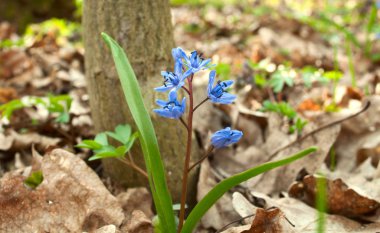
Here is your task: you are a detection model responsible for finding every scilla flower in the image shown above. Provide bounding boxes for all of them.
[155,62,191,92]
[154,90,186,119]
[211,127,243,148]
[182,50,212,74]
[207,70,236,104]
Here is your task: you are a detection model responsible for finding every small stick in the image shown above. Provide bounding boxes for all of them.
[215,213,256,233]
[188,145,214,172]
[116,157,148,179]
[180,117,188,130]
[193,97,209,112]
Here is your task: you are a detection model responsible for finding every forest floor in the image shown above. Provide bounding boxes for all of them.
[1,3,380,233]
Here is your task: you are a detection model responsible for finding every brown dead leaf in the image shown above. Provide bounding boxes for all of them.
[0,149,124,232]
[231,192,380,233]
[197,159,239,229]
[0,87,18,103]
[247,115,340,194]
[288,175,380,218]
[121,210,153,233]
[241,208,294,233]
[117,187,153,220]
[0,129,61,151]
[89,225,120,233]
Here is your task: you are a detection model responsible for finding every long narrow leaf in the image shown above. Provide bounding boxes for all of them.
[101,32,176,232]
[181,146,318,233]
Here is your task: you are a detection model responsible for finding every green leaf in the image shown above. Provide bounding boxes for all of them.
[24,171,44,189]
[102,32,176,233]
[106,124,132,144]
[269,74,284,93]
[181,147,318,233]
[55,112,70,123]
[76,140,103,150]
[124,131,139,152]
[94,133,108,146]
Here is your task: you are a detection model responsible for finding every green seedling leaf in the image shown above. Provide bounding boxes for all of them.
[124,131,139,152]
[106,124,132,144]
[261,101,297,119]
[102,32,176,232]
[94,133,108,146]
[181,147,318,233]
[24,171,44,189]
[76,140,102,150]
[289,118,308,134]
[55,112,70,123]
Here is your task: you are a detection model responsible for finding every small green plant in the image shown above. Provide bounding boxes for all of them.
[0,95,72,124]
[289,118,308,135]
[269,65,295,93]
[100,33,318,233]
[261,100,308,135]
[248,59,329,93]
[77,124,138,161]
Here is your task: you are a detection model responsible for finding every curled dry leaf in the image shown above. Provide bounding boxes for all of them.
[288,175,380,218]
[240,208,296,233]
[0,149,124,232]
[230,191,380,233]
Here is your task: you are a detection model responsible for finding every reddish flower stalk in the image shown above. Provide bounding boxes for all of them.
[178,74,194,232]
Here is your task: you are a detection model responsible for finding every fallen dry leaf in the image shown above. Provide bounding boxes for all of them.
[117,187,153,220]
[230,192,380,233]
[241,208,296,233]
[247,115,340,194]
[288,175,380,218]
[197,159,239,230]
[0,129,61,151]
[121,210,153,233]
[0,149,124,232]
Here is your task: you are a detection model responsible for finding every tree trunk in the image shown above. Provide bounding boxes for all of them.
[83,0,198,202]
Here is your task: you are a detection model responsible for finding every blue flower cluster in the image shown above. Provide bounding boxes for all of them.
[154,47,242,148]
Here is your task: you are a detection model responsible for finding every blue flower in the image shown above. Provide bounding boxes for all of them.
[154,90,186,119]
[182,50,212,74]
[207,70,236,104]
[155,48,192,92]
[211,127,243,149]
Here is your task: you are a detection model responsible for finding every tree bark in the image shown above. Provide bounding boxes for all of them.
[83,0,198,202]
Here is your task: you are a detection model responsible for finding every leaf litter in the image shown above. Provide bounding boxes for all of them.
[1,2,380,233]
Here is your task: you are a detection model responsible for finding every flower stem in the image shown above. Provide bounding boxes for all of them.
[182,86,190,95]
[188,145,214,172]
[178,74,194,232]
[193,97,209,112]
[116,157,148,179]
[180,117,189,130]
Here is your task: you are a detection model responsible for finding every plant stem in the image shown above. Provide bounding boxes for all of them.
[116,157,148,179]
[180,117,189,130]
[193,97,209,112]
[182,86,190,95]
[188,146,214,172]
[178,75,194,232]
